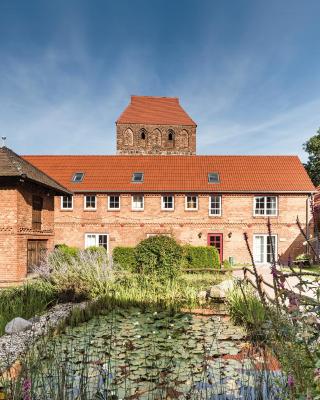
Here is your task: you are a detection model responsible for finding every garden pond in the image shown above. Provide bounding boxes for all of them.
[13,307,287,399]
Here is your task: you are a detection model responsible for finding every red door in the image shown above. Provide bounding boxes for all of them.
[207,234,223,263]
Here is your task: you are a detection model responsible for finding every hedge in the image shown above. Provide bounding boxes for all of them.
[183,245,220,269]
[135,235,183,280]
[112,247,138,272]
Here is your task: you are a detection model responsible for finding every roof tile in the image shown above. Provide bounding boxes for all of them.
[116,96,197,126]
[23,155,315,194]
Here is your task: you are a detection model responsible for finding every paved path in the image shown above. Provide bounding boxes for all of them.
[232,266,318,301]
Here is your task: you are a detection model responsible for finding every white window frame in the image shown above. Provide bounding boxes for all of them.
[108,195,121,210]
[253,196,278,217]
[253,234,277,265]
[84,195,97,210]
[84,233,109,253]
[132,194,144,211]
[161,195,174,211]
[61,195,73,210]
[209,195,222,216]
[185,195,198,211]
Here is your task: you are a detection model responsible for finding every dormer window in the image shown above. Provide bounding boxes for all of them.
[72,172,84,183]
[208,172,220,183]
[132,172,144,183]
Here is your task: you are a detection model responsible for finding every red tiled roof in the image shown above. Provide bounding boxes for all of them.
[0,147,70,194]
[116,96,197,126]
[23,155,315,193]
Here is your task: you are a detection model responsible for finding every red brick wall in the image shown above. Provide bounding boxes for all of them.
[116,123,196,155]
[0,181,55,284]
[54,193,311,265]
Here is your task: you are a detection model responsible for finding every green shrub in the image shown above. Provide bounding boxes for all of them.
[47,248,114,301]
[182,245,220,269]
[223,259,232,269]
[295,253,311,261]
[135,235,183,281]
[53,244,79,263]
[112,247,137,272]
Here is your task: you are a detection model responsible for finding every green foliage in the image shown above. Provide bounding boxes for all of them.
[227,283,267,338]
[53,244,79,263]
[303,127,320,185]
[112,246,138,272]
[183,245,220,269]
[47,248,114,301]
[295,253,311,261]
[223,259,232,269]
[0,280,56,335]
[135,235,183,281]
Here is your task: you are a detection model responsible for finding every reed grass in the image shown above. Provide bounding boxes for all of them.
[0,281,56,335]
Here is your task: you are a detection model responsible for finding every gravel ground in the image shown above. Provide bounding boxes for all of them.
[0,301,87,371]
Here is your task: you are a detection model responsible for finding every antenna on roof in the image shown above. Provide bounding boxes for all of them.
[1,137,6,147]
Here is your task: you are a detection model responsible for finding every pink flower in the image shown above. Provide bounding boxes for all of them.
[288,375,294,388]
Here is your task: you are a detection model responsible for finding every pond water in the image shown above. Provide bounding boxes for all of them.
[24,307,286,399]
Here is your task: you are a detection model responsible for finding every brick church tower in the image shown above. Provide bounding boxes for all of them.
[116,96,197,155]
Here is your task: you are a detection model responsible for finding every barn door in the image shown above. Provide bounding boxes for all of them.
[207,233,223,263]
[27,240,47,272]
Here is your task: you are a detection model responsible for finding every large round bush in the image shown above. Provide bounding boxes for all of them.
[135,235,183,280]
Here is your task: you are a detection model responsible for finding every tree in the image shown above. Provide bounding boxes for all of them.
[303,128,320,186]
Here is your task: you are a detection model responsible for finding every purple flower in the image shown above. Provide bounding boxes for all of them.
[288,375,294,388]
[22,378,31,400]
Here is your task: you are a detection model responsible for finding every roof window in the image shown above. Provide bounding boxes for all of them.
[72,172,85,183]
[208,172,220,183]
[132,172,144,183]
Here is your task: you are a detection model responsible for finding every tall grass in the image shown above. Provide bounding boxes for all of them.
[227,282,268,339]
[0,281,56,335]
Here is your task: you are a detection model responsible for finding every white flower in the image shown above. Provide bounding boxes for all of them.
[170,324,174,327]
[153,311,158,315]
[152,331,156,334]
[133,321,139,326]
[168,336,171,339]
[136,335,141,339]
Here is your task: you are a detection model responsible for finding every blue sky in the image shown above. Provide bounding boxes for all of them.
[0,0,319,160]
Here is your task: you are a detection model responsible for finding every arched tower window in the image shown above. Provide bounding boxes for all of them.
[168,129,175,141]
[123,128,134,146]
[140,128,147,140]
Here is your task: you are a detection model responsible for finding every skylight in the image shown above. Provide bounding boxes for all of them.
[132,172,144,183]
[208,172,220,183]
[72,172,85,183]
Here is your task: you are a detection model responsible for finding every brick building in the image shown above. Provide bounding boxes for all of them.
[0,147,70,284]
[0,96,315,283]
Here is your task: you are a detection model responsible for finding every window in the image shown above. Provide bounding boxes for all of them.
[32,196,43,230]
[85,233,108,251]
[161,195,174,210]
[208,173,220,183]
[254,196,277,216]
[168,129,175,141]
[72,172,84,183]
[132,172,144,183]
[132,195,144,210]
[84,195,96,210]
[253,234,277,264]
[185,195,198,210]
[108,195,120,210]
[209,195,222,216]
[140,129,147,140]
[61,195,73,210]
